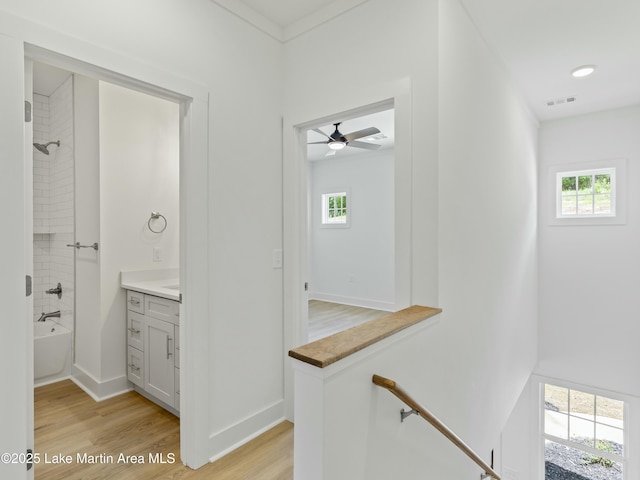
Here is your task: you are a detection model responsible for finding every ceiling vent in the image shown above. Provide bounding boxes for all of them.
[546,96,577,107]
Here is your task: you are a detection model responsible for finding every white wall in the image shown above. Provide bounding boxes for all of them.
[74,74,102,381]
[0,0,284,468]
[438,0,539,456]
[98,81,180,382]
[309,150,395,310]
[293,317,466,480]
[72,79,180,397]
[284,0,440,308]
[285,0,538,477]
[538,105,640,397]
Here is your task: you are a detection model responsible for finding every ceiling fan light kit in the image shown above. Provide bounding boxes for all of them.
[308,122,383,154]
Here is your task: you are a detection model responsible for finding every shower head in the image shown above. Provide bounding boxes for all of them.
[33,140,60,155]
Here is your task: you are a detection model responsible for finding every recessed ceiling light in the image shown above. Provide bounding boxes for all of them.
[571,65,596,78]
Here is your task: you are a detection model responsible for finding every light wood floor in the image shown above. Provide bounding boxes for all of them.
[307,300,389,342]
[34,380,293,479]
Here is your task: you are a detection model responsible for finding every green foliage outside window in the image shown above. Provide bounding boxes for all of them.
[561,172,612,215]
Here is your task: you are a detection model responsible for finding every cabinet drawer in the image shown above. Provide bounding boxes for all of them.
[127,290,145,314]
[127,311,144,350]
[145,295,179,324]
[127,346,144,388]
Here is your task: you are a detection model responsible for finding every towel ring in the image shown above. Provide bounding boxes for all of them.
[148,212,167,233]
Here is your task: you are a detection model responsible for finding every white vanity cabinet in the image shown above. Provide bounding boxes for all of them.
[126,290,180,414]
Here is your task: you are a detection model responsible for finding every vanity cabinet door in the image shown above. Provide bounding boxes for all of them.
[144,317,175,407]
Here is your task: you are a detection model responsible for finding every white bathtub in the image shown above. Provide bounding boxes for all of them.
[34,320,71,385]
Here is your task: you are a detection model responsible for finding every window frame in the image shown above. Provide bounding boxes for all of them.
[556,167,616,219]
[547,158,627,226]
[320,188,351,228]
[539,378,631,480]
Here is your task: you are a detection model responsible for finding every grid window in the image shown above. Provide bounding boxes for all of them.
[557,168,615,218]
[543,383,625,479]
[322,191,349,226]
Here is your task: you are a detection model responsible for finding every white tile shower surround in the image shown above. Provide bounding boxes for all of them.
[32,75,74,332]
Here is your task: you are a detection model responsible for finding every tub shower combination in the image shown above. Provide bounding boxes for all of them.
[34,310,72,386]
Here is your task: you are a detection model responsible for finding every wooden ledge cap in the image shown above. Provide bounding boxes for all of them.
[288,305,442,368]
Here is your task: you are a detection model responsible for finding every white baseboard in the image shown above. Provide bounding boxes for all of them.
[208,400,285,463]
[34,374,71,388]
[309,292,395,312]
[71,364,131,401]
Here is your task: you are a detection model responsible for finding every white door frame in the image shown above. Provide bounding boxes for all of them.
[0,22,211,471]
[282,78,413,420]
[0,32,30,480]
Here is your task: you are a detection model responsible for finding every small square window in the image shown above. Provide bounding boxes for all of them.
[556,168,615,218]
[321,190,350,227]
[548,159,626,226]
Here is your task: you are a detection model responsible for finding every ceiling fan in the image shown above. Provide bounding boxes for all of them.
[308,122,382,156]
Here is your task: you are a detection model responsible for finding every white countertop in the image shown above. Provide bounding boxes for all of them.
[121,268,180,302]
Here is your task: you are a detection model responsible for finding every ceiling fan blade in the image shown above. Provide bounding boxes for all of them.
[343,127,380,142]
[307,141,329,145]
[312,128,332,139]
[347,140,382,150]
[325,150,337,157]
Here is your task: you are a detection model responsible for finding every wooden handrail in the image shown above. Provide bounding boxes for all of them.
[372,374,501,480]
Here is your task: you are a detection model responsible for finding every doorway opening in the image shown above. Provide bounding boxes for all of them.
[29,57,183,463]
[20,39,212,469]
[305,107,396,342]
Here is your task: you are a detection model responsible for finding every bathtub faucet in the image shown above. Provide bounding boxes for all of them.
[38,311,61,322]
[46,282,62,299]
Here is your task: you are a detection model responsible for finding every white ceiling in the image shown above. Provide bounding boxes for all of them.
[236,0,340,27]
[459,0,640,121]
[33,2,640,124]
[228,0,640,122]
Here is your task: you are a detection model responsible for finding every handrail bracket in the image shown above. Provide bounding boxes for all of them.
[400,408,419,423]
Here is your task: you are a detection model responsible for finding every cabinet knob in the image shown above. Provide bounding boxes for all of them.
[128,327,140,334]
[128,364,140,372]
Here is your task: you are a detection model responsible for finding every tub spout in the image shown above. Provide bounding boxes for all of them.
[38,311,61,322]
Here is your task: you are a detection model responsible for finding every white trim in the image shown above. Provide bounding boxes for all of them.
[209,0,283,42]
[71,365,131,402]
[283,77,413,421]
[208,401,285,462]
[0,12,212,469]
[555,167,616,218]
[209,0,370,43]
[547,158,627,226]
[534,374,640,480]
